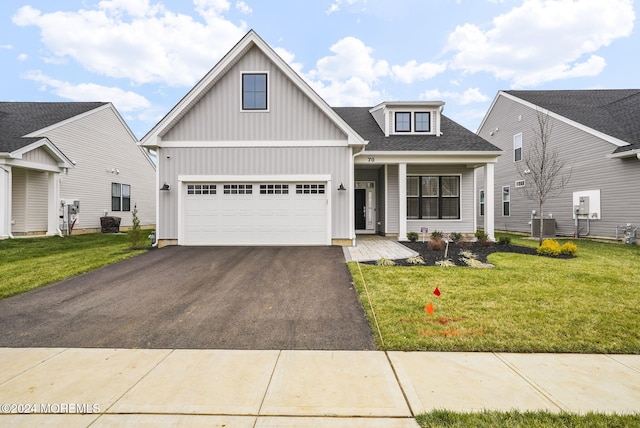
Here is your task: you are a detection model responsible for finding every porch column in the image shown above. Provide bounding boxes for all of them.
[46,171,62,236]
[484,163,495,240]
[0,166,11,239]
[398,162,407,241]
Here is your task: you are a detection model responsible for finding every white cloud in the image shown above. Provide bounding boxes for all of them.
[326,0,364,15]
[420,88,489,105]
[304,36,388,106]
[273,47,304,75]
[12,1,246,87]
[446,0,635,87]
[17,53,28,61]
[1,44,13,49]
[23,70,151,112]
[391,60,447,84]
[235,1,252,14]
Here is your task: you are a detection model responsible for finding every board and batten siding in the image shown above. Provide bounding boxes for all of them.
[478,95,640,238]
[158,146,351,240]
[386,164,399,234]
[163,46,346,142]
[33,106,156,231]
[22,147,59,167]
[406,165,475,234]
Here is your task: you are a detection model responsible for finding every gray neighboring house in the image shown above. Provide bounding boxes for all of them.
[142,30,501,247]
[0,102,156,239]
[477,90,640,239]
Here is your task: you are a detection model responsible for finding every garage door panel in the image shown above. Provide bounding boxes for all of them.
[183,182,328,245]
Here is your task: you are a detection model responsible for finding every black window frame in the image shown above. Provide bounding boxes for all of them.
[111,183,131,212]
[414,112,431,132]
[406,176,460,220]
[479,189,485,217]
[395,112,411,132]
[242,72,268,111]
[514,133,523,162]
[502,185,511,216]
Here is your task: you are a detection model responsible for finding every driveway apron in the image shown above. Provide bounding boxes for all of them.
[0,246,375,350]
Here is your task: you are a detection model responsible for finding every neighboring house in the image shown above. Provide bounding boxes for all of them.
[141,30,501,247]
[476,90,640,239]
[0,102,156,239]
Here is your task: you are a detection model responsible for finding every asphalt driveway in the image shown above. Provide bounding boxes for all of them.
[0,246,375,350]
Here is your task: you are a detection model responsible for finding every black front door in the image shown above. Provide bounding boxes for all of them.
[355,189,366,230]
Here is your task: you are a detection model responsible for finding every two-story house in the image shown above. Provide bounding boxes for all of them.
[141,30,501,247]
[477,90,640,240]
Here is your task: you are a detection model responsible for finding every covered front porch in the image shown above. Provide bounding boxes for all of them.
[353,156,496,241]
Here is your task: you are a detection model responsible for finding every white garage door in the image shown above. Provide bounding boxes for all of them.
[182,182,329,245]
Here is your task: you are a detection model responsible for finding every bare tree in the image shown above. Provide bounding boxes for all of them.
[516,109,572,244]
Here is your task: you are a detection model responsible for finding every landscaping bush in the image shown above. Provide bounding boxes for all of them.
[449,232,463,243]
[431,230,444,240]
[406,231,419,242]
[537,239,561,257]
[560,241,578,256]
[429,239,445,251]
[498,236,512,245]
[376,257,396,266]
[474,230,488,241]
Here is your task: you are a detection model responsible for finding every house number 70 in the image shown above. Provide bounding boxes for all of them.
[368,157,375,163]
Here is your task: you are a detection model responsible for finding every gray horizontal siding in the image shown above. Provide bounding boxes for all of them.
[158,146,351,240]
[163,46,346,142]
[478,95,640,239]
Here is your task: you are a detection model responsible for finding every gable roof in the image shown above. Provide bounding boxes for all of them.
[0,102,108,153]
[334,107,501,153]
[500,90,640,155]
[141,30,367,148]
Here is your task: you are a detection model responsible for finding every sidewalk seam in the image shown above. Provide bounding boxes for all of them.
[492,352,567,412]
[385,351,415,418]
[0,347,68,387]
[254,349,282,425]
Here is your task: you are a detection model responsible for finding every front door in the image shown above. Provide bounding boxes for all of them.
[355,189,366,230]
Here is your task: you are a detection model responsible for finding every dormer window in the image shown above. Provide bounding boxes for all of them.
[415,112,431,132]
[242,72,268,111]
[395,112,411,132]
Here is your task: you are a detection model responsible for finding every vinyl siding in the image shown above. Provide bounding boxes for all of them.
[377,167,386,234]
[31,106,156,230]
[386,164,399,234]
[22,147,59,167]
[163,46,346,142]
[11,168,47,233]
[157,146,351,239]
[478,95,640,238]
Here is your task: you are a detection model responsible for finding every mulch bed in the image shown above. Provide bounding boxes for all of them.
[364,240,540,267]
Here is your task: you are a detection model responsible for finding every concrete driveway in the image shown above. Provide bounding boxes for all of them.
[0,246,375,350]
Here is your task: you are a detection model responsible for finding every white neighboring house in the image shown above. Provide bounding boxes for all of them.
[141,30,501,247]
[0,102,156,238]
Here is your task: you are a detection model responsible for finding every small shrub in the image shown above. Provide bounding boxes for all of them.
[560,241,578,256]
[406,255,425,265]
[429,239,445,251]
[449,232,463,243]
[459,250,476,259]
[431,230,444,240]
[376,257,396,266]
[127,204,147,250]
[474,230,488,240]
[497,236,512,246]
[435,259,455,267]
[406,231,419,242]
[537,239,561,257]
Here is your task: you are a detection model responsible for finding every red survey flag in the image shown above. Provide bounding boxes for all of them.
[433,287,441,296]
[425,302,435,315]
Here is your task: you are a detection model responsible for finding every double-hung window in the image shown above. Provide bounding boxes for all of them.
[514,133,523,162]
[111,183,131,212]
[479,190,485,216]
[406,176,460,219]
[502,186,511,216]
[242,73,267,110]
[395,112,411,132]
[414,112,430,132]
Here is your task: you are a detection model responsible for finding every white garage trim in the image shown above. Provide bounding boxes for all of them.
[177,175,332,246]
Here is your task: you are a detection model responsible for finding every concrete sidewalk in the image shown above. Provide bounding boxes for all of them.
[1,348,639,427]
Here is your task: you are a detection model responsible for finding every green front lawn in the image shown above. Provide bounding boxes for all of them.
[0,234,147,299]
[416,410,640,427]
[349,234,640,353]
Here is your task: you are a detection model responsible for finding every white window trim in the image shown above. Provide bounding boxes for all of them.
[479,189,485,217]
[502,185,511,217]
[514,133,523,162]
[240,71,270,112]
[515,179,525,188]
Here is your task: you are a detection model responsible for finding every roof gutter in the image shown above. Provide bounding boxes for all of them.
[608,148,640,159]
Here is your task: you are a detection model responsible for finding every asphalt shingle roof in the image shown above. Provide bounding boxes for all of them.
[505,90,640,154]
[333,107,501,152]
[0,102,107,153]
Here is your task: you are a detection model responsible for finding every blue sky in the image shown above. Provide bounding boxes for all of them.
[1,0,637,138]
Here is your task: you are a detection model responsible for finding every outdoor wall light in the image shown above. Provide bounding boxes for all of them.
[160,182,170,191]
[337,182,347,191]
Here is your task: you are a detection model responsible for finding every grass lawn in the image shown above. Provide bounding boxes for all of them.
[349,234,640,353]
[416,410,640,427]
[0,233,147,299]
